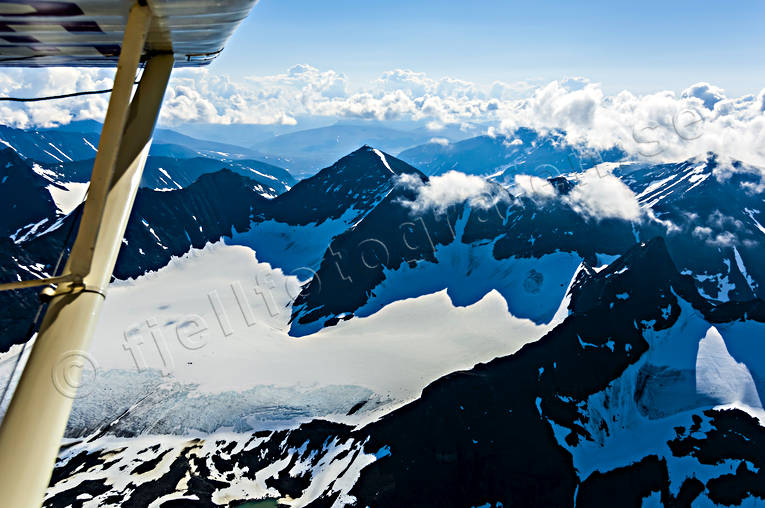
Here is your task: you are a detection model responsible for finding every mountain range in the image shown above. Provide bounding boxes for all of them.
[398,127,626,179]
[0,125,763,507]
[249,123,448,177]
[40,237,765,507]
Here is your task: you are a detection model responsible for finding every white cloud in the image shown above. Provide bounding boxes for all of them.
[690,210,749,247]
[513,174,558,199]
[693,226,737,247]
[374,69,483,100]
[489,79,538,100]
[565,167,643,222]
[493,78,765,170]
[406,166,643,224]
[712,158,765,195]
[397,171,506,213]
[0,66,763,172]
[0,67,113,128]
[514,166,645,223]
[681,82,726,110]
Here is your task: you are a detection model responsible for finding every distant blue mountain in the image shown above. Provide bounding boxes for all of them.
[43,155,294,196]
[0,124,101,164]
[1,122,294,193]
[249,123,450,177]
[42,119,266,160]
[398,127,626,179]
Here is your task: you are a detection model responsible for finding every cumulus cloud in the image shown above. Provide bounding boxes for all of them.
[489,79,539,100]
[712,158,765,195]
[403,165,645,225]
[513,174,558,199]
[565,167,643,221]
[0,65,531,128]
[693,226,737,247]
[0,67,113,128]
[159,64,349,125]
[0,66,763,172]
[681,82,726,110]
[513,165,644,222]
[374,69,482,100]
[397,171,507,213]
[493,79,765,170]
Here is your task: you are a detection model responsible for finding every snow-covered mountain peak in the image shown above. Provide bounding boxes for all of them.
[264,146,425,227]
[324,145,421,180]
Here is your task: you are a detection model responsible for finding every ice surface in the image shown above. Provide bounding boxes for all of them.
[29,240,573,435]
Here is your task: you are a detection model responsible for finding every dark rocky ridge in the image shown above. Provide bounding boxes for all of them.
[266,145,424,226]
[290,153,765,335]
[0,148,59,238]
[616,154,764,302]
[0,147,420,350]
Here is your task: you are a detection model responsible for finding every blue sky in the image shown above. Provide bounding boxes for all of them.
[1,0,762,166]
[214,0,765,96]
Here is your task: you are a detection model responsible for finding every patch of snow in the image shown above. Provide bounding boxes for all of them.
[595,253,620,269]
[48,142,73,162]
[229,210,355,275]
[157,167,182,189]
[324,212,582,337]
[42,149,63,163]
[733,245,757,292]
[47,181,89,215]
[685,172,709,193]
[0,138,17,152]
[696,326,762,410]
[31,163,58,183]
[83,137,97,152]
[11,217,49,243]
[744,208,765,235]
[249,168,279,181]
[372,148,394,174]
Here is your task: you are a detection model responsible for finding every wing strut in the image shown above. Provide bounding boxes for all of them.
[0,3,174,505]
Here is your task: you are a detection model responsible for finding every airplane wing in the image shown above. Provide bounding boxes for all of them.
[0,0,257,67]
